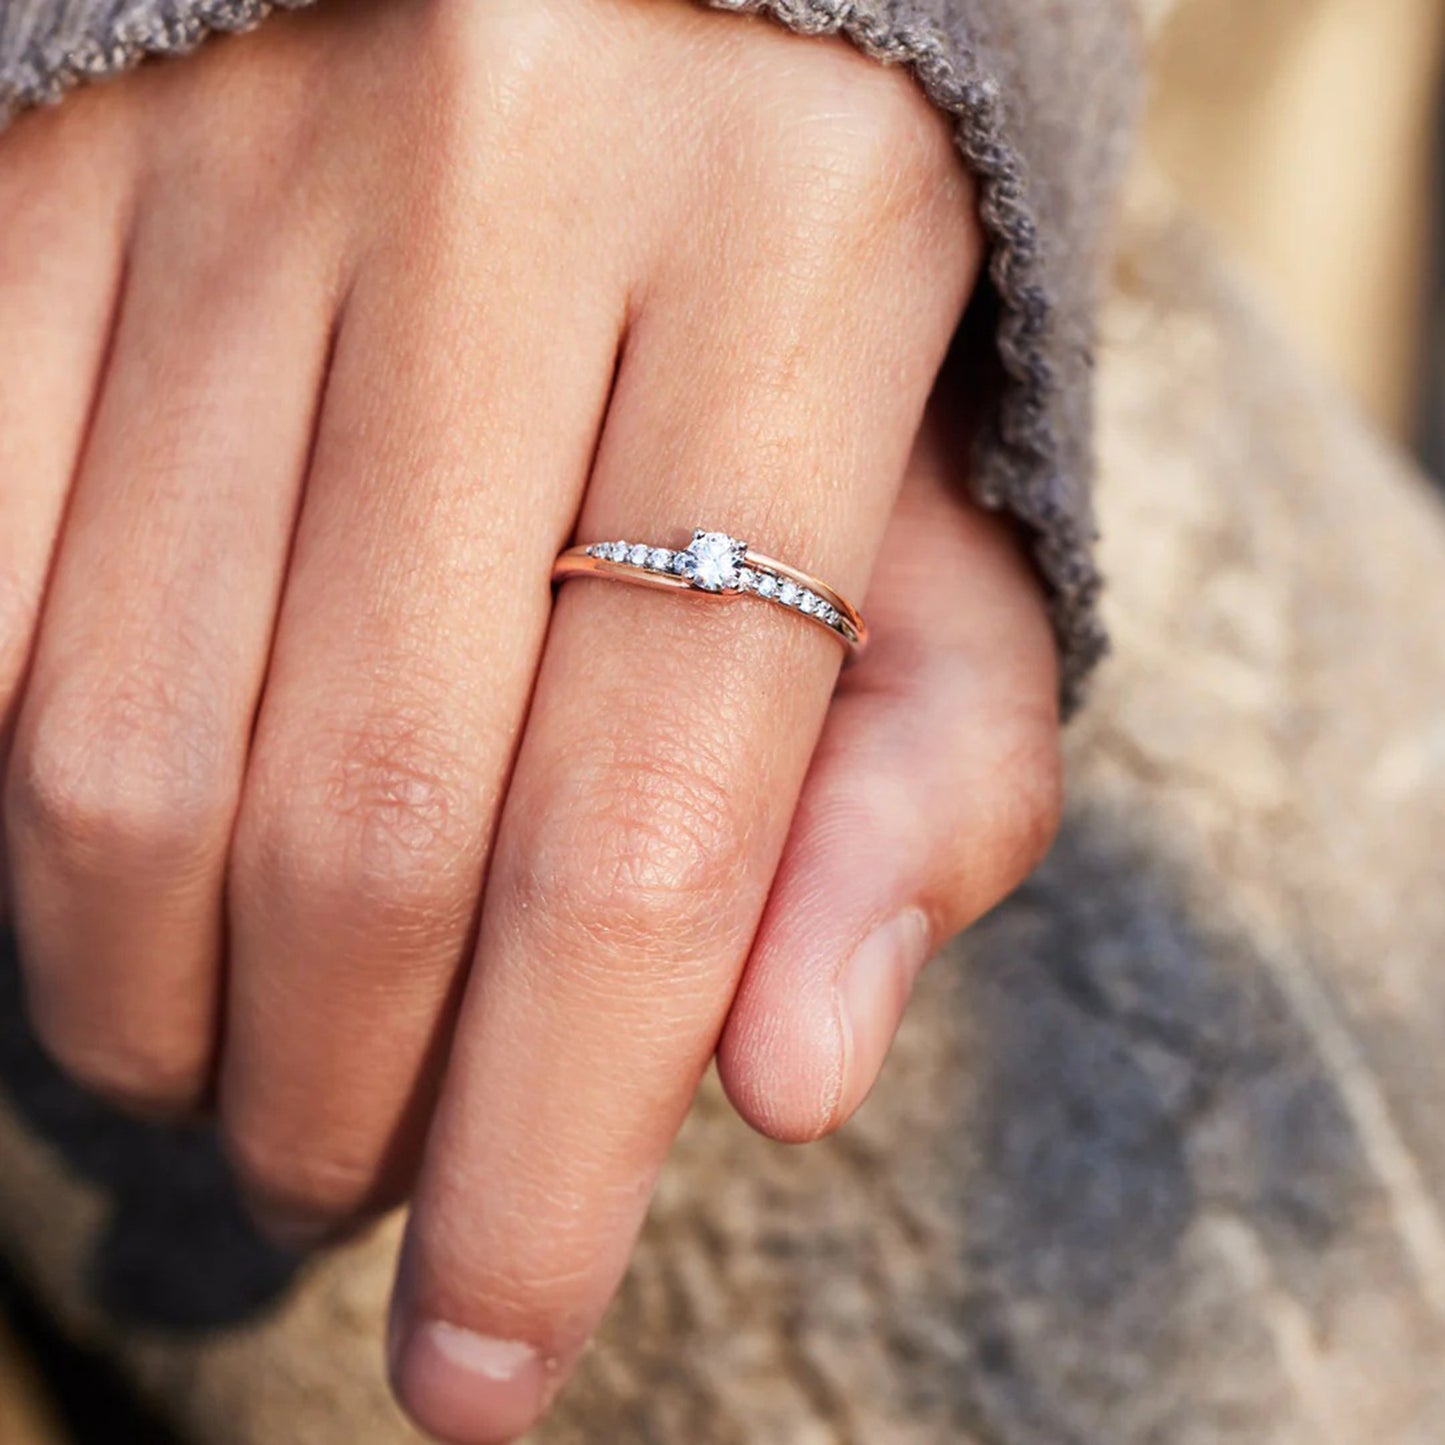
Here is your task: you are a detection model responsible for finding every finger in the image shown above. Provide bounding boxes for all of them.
[0,101,138,918]
[390,113,979,1444]
[219,217,627,1241]
[717,414,1062,1142]
[3,199,337,1112]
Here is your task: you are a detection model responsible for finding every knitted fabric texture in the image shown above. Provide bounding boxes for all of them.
[0,0,1140,706]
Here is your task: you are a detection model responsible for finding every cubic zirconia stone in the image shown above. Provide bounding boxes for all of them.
[736,567,756,591]
[627,544,649,567]
[756,574,778,599]
[607,541,629,562]
[777,579,800,607]
[678,531,744,591]
[646,548,672,572]
[823,605,840,627]
[799,592,819,615]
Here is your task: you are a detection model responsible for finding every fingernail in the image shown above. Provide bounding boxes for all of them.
[836,908,932,1122]
[391,1319,549,1445]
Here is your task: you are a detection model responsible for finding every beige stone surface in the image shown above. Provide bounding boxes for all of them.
[0,168,1443,1442]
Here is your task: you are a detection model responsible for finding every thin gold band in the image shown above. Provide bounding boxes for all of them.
[551,531,867,655]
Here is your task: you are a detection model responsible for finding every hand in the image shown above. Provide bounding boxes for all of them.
[0,1,1061,1440]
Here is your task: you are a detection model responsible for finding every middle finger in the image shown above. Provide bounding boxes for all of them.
[220,208,625,1238]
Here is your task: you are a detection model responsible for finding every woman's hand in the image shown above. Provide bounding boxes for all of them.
[0,1,1060,1439]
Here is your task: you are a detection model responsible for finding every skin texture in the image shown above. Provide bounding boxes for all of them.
[0,0,1061,1439]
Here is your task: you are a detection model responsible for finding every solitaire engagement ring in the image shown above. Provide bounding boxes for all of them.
[552,529,867,655]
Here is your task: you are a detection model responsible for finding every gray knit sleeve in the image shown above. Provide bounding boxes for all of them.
[712,3,1141,707]
[0,0,1141,706]
[0,1,309,107]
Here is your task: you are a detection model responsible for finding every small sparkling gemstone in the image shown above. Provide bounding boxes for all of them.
[647,548,672,572]
[736,567,756,591]
[678,531,745,591]
[777,579,801,607]
[799,592,819,615]
[756,574,778,599]
[585,544,599,557]
[607,541,629,562]
[823,605,841,627]
[627,544,649,567]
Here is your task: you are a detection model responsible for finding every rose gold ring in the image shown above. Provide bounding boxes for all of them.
[552,529,867,655]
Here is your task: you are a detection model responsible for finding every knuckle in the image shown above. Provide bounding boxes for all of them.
[235,710,474,933]
[32,1014,205,1117]
[6,672,233,872]
[143,17,330,204]
[0,576,36,716]
[411,0,573,158]
[511,736,750,968]
[224,1118,378,1228]
[0,94,136,240]
[761,70,965,250]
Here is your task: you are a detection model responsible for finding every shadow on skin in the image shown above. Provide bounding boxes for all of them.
[0,929,298,1331]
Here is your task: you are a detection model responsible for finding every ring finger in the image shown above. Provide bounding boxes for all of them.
[389,138,980,1441]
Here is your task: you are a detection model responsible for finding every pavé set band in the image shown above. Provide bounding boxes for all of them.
[551,529,867,654]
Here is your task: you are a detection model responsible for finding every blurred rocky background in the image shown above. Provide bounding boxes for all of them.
[1145,0,1445,460]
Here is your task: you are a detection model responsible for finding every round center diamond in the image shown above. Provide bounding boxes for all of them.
[678,531,745,591]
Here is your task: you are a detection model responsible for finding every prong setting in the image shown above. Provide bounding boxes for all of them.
[574,527,858,645]
[676,530,749,592]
